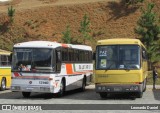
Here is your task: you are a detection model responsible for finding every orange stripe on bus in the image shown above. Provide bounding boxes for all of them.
[66,64,73,74]
[62,44,68,48]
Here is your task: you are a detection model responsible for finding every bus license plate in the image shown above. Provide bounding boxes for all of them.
[114,87,122,91]
[26,87,34,91]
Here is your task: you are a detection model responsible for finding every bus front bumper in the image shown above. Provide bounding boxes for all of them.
[95,84,143,93]
[11,85,55,93]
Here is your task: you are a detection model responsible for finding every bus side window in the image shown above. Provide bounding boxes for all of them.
[75,50,79,62]
[1,55,10,66]
[62,48,68,62]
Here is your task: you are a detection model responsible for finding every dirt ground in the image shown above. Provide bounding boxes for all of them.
[0,0,112,12]
[0,0,159,50]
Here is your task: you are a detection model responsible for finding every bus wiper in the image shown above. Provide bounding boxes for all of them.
[124,65,130,70]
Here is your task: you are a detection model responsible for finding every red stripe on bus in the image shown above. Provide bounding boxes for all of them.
[14,72,21,77]
[13,76,50,79]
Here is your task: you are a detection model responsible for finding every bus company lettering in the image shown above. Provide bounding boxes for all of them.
[78,65,91,70]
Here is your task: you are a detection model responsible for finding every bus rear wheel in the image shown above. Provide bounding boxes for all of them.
[0,78,6,91]
[22,92,31,98]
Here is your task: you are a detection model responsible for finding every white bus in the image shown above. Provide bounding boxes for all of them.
[11,41,93,97]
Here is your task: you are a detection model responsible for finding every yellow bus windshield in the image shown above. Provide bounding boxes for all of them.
[96,45,140,70]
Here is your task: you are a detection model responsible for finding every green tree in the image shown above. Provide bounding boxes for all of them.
[79,14,91,44]
[62,25,72,44]
[135,3,160,63]
[8,6,15,23]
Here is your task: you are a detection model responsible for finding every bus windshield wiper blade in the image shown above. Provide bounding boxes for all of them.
[124,65,130,70]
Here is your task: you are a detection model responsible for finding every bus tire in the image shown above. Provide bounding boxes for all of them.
[80,76,86,92]
[99,92,107,98]
[0,78,6,91]
[143,78,147,92]
[137,92,143,98]
[57,79,65,97]
[22,92,31,98]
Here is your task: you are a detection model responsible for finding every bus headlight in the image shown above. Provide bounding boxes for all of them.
[134,86,139,90]
[130,86,138,91]
[97,86,110,91]
[102,86,106,91]
[11,86,20,90]
[98,86,102,90]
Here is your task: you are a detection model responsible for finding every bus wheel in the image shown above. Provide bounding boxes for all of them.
[99,93,107,98]
[22,92,31,98]
[58,80,65,97]
[143,78,147,92]
[80,77,86,92]
[137,92,143,98]
[0,78,6,91]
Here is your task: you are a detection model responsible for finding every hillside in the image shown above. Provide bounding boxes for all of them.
[0,0,160,50]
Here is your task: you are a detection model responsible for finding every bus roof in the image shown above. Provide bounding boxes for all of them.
[0,49,11,55]
[14,41,92,51]
[97,38,146,48]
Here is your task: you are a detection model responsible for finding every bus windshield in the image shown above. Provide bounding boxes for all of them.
[12,48,53,72]
[96,45,140,70]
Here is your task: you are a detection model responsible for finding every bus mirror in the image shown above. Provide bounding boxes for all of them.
[93,52,96,60]
[142,51,146,59]
[9,53,12,62]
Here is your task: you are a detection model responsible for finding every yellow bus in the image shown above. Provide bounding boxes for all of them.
[0,49,11,91]
[95,39,148,98]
